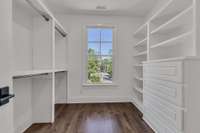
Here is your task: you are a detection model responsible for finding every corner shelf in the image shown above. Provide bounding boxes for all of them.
[134,51,147,57]
[134,87,143,94]
[134,64,143,67]
[134,77,143,81]
[135,38,147,47]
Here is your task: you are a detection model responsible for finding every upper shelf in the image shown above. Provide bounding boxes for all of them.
[26,0,67,37]
[134,24,147,39]
[151,6,193,34]
[150,0,193,25]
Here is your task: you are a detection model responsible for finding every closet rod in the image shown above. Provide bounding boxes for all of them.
[26,0,67,37]
[13,73,50,79]
[26,0,51,21]
[55,26,67,37]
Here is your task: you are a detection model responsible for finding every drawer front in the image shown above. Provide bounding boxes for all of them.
[144,92,184,131]
[143,78,184,106]
[144,107,181,133]
[143,61,183,83]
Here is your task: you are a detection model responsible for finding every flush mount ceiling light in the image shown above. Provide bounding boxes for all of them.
[96,5,107,10]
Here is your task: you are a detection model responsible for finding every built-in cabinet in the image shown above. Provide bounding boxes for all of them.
[133,0,200,132]
[12,0,68,132]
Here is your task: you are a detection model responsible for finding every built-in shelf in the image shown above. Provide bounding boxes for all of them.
[150,0,192,24]
[13,69,54,78]
[134,87,143,94]
[134,64,143,67]
[135,38,147,47]
[150,31,193,49]
[54,68,68,73]
[134,23,147,38]
[143,56,200,64]
[13,68,68,78]
[134,77,143,81]
[134,51,147,57]
[151,6,193,34]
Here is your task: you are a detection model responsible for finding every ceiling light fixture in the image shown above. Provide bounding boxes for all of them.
[96,5,107,10]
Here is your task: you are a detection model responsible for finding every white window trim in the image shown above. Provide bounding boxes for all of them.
[82,24,118,86]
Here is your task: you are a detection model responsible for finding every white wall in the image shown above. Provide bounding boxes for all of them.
[56,14,141,103]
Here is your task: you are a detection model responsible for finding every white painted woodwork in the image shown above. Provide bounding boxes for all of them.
[12,0,68,132]
[0,0,14,133]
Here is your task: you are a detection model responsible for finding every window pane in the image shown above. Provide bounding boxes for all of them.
[100,56,112,83]
[101,28,113,42]
[88,43,100,55]
[88,28,100,42]
[87,27,113,84]
[88,55,101,83]
[101,43,112,55]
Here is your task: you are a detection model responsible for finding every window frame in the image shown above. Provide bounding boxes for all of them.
[82,25,117,86]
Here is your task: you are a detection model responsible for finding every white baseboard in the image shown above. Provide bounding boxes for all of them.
[68,96,131,103]
[129,98,143,113]
[143,116,157,133]
[55,99,67,104]
[14,119,32,133]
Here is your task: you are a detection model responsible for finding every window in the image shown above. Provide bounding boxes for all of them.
[87,27,113,84]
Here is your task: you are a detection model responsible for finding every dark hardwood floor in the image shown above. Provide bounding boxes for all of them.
[25,103,154,133]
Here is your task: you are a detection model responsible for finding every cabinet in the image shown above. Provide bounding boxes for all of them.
[143,58,200,133]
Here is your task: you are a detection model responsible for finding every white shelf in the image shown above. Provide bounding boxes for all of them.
[151,31,193,49]
[13,68,68,78]
[134,23,147,38]
[143,56,200,64]
[134,77,143,81]
[134,51,147,57]
[150,0,192,23]
[54,68,68,73]
[135,38,147,47]
[134,87,143,94]
[134,64,143,67]
[151,6,193,34]
[13,69,54,78]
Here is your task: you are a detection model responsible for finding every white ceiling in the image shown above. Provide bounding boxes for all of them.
[42,0,158,17]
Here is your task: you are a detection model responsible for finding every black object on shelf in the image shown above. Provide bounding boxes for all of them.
[0,86,15,106]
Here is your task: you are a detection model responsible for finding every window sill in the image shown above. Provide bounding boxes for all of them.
[82,83,118,87]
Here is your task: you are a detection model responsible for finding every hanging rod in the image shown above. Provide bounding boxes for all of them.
[26,0,51,21]
[26,0,67,37]
[55,26,67,37]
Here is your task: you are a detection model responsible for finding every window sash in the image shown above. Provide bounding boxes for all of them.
[87,27,113,84]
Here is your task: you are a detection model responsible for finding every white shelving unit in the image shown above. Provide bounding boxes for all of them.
[135,0,200,132]
[12,0,68,132]
[149,0,195,60]
[132,0,198,114]
[132,24,148,113]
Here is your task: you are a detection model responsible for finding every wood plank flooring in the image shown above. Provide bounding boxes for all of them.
[25,103,154,133]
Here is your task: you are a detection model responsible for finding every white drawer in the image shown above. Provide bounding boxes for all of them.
[144,107,182,133]
[143,78,184,107]
[144,92,184,131]
[143,61,183,83]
